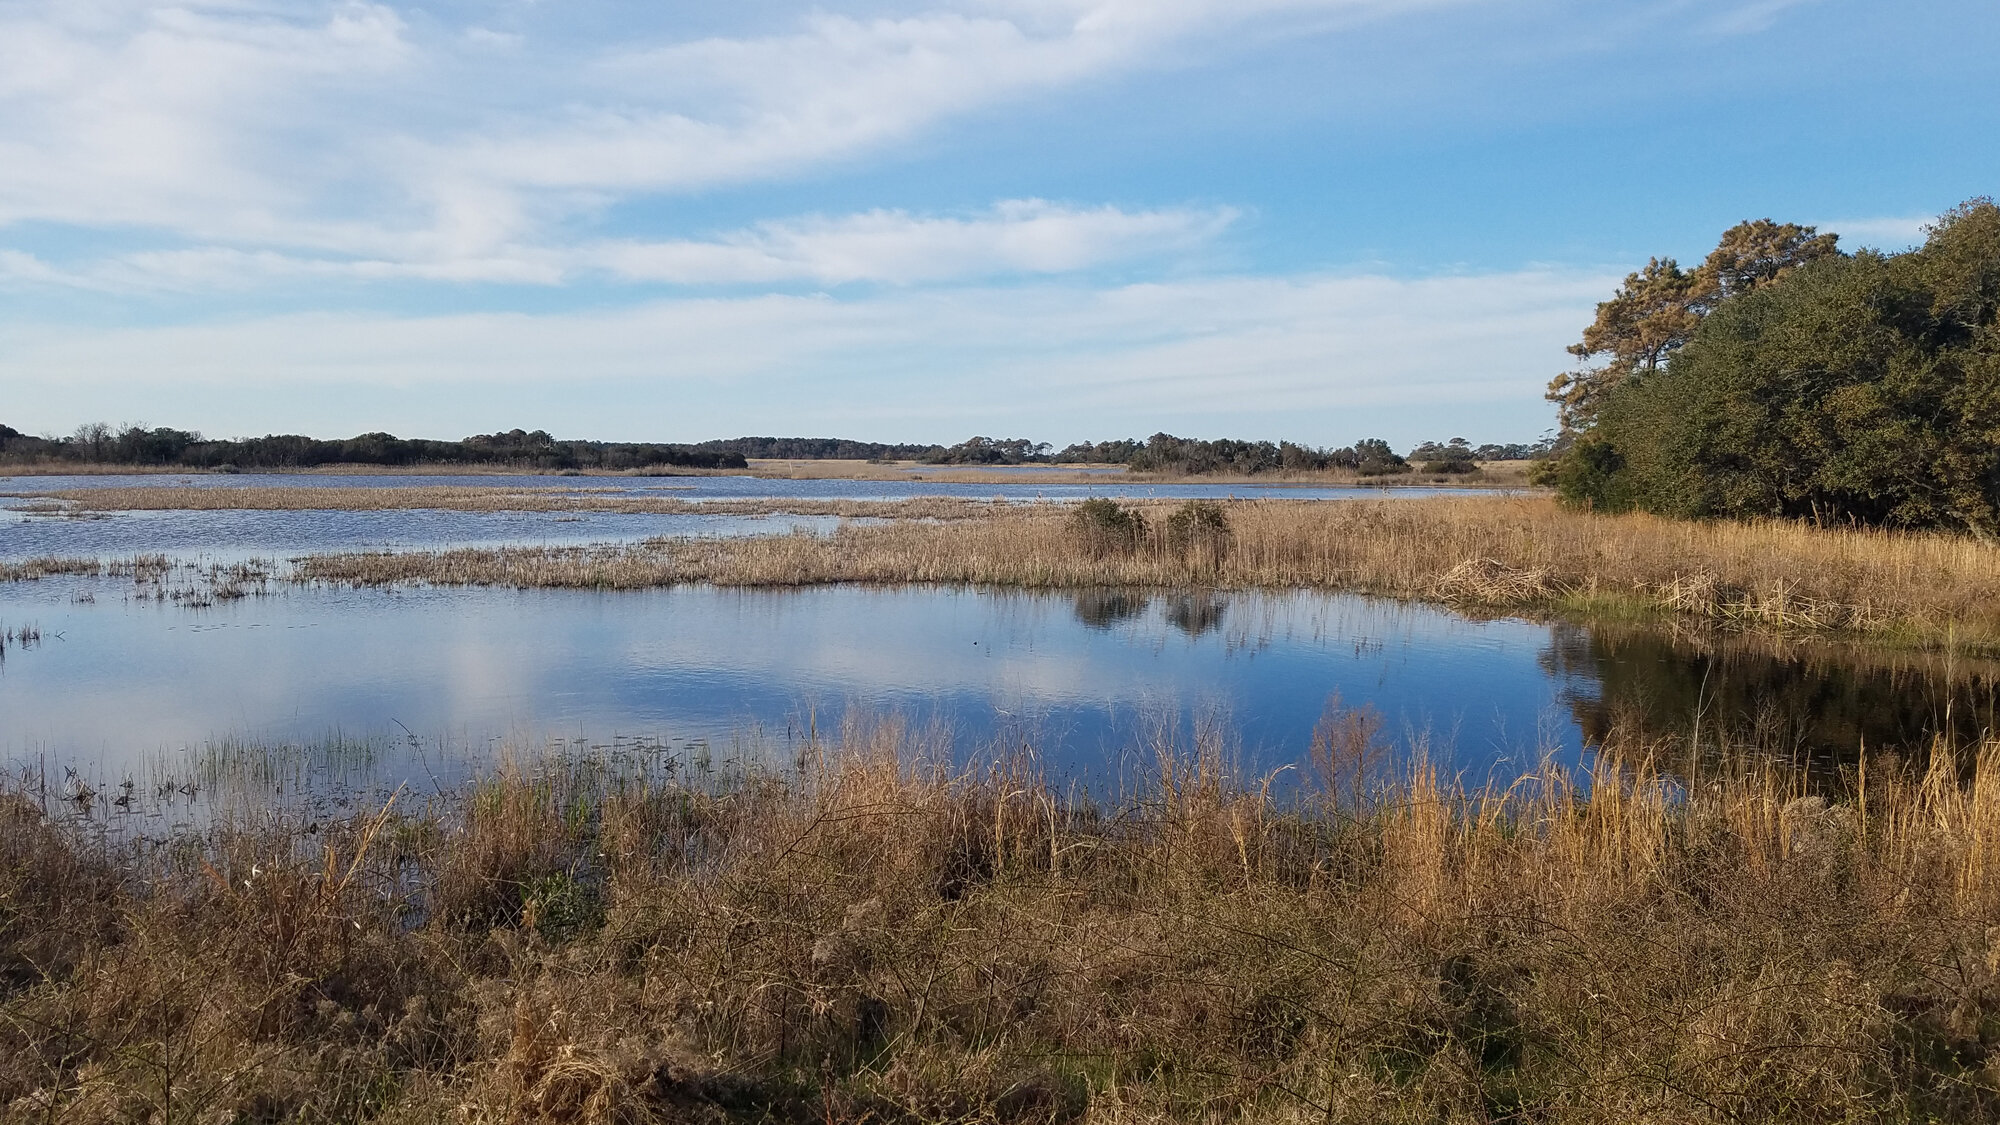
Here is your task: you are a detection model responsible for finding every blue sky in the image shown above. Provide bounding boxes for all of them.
[1,0,1995,448]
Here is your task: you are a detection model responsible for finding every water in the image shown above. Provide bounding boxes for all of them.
[0,471,1493,563]
[0,506,849,563]
[3,472,1986,824]
[5,576,1993,815]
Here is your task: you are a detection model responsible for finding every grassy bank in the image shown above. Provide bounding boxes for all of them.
[283,496,2000,652]
[5,718,1999,1123]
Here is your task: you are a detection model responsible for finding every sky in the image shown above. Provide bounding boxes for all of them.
[1,0,1995,449]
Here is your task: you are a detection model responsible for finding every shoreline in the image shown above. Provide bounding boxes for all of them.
[11,495,1996,656]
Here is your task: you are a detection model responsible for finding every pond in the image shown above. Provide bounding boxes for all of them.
[4,575,1994,830]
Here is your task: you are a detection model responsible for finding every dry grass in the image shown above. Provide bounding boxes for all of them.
[6,486,1000,519]
[6,715,2000,1123]
[289,496,2000,650]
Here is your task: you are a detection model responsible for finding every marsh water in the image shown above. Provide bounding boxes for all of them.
[0,472,1481,562]
[3,473,1994,823]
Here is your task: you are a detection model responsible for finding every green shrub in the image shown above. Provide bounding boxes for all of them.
[1069,497,1147,555]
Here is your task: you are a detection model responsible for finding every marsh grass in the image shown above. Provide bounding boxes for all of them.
[6,714,2000,1123]
[290,497,2000,651]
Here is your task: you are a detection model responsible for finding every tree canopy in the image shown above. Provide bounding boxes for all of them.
[1548,220,1841,432]
[1546,199,2000,536]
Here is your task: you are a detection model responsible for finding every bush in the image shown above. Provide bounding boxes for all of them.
[1164,501,1232,564]
[1069,498,1147,555]
[1421,459,1477,474]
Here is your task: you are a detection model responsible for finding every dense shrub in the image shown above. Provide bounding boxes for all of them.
[1068,497,1147,555]
[1549,199,2000,533]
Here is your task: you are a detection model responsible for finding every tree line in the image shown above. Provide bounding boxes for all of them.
[1539,198,2000,535]
[2,424,1541,476]
[0,425,747,472]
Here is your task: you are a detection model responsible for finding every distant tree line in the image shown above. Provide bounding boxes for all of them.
[1540,198,2000,535]
[904,433,1469,475]
[688,436,939,461]
[1,421,1545,477]
[0,425,746,471]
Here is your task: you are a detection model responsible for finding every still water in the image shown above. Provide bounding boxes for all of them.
[3,474,1990,819]
[4,575,1993,808]
[0,472,1487,562]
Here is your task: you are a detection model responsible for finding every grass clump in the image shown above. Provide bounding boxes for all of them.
[1163,500,1231,568]
[7,718,2000,1122]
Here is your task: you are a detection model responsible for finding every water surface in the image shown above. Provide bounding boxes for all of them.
[5,577,1992,817]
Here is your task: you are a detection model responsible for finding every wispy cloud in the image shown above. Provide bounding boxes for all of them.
[585,200,1238,285]
[1820,214,1932,250]
[0,200,1237,291]
[1699,0,1822,36]
[0,0,1446,268]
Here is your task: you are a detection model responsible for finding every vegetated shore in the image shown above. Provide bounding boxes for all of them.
[9,493,1998,651]
[0,458,1536,487]
[262,496,2000,654]
[6,716,1998,1122]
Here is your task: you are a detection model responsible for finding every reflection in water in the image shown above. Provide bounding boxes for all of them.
[5,575,1991,811]
[3,578,1577,789]
[1163,594,1228,637]
[1546,623,2000,764]
[1070,591,1228,638]
[1073,590,1150,629]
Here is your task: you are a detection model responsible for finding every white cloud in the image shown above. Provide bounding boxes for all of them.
[586,200,1238,284]
[0,267,1606,441]
[1821,215,1931,250]
[0,0,1447,267]
[0,200,1236,291]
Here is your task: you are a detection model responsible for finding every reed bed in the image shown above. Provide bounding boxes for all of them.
[5,716,2000,1123]
[7,486,999,519]
[291,497,2000,649]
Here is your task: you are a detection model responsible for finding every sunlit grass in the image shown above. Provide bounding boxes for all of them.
[6,713,2000,1121]
[288,496,2000,651]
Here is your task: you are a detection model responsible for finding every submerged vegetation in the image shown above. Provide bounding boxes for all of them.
[7,717,2000,1122]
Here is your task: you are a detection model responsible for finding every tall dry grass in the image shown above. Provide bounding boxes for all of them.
[6,717,2000,1122]
[292,497,2000,649]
